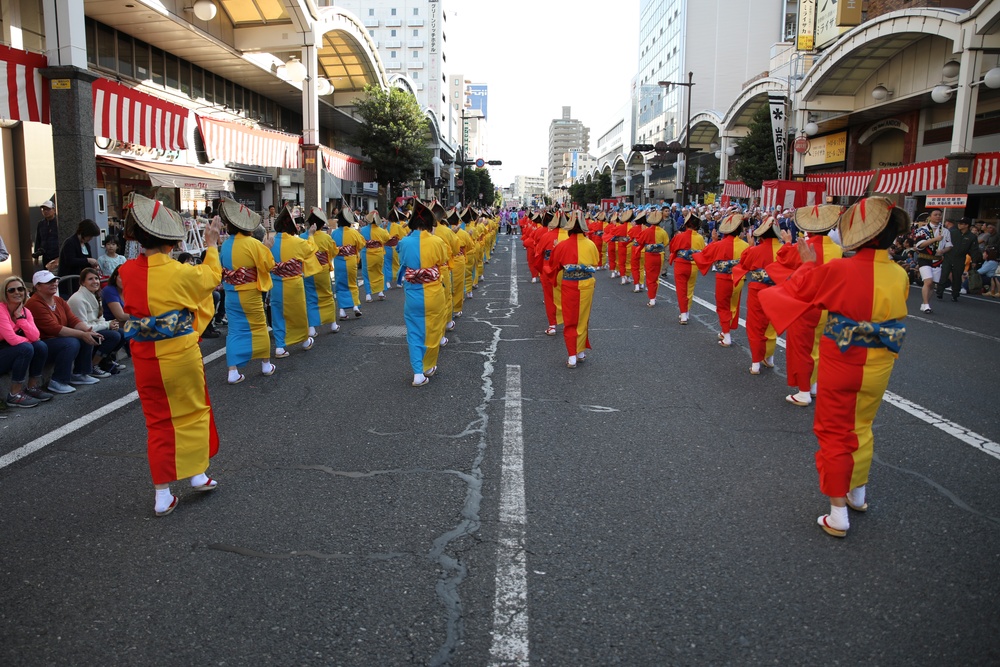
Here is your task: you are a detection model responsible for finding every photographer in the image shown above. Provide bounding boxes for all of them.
[912,210,944,313]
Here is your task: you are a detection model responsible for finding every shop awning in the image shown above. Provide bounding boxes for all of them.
[805,171,875,197]
[0,45,48,123]
[761,180,826,209]
[321,146,376,183]
[98,155,230,191]
[874,158,947,195]
[197,116,301,169]
[973,152,1000,187]
[722,180,760,199]
[92,79,189,151]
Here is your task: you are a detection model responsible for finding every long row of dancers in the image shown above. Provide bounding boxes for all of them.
[520,199,910,537]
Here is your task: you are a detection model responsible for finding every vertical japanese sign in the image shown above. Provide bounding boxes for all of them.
[768,93,788,180]
[797,0,816,51]
[427,1,441,127]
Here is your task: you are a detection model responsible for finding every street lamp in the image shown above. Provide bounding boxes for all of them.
[658,72,695,206]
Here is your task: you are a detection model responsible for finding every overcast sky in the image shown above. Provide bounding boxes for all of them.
[447,1,640,186]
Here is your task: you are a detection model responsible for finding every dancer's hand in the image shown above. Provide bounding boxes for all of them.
[797,237,817,264]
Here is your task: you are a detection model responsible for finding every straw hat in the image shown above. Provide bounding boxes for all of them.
[718,212,745,235]
[335,204,356,227]
[218,198,262,233]
[683,209,701,229]
[619,209,634,223]
[273,204,297,232]
[752,215,777,238]
[431,200,447,223]
[596,211,607,222]
[838,197,910,250]
[633,209,648,225]
[364,210,382,226]
[609,211,619,223]
[447,209,462,225]
[543,209,557,228]
[794,204,840,233]
[566,210,588,234]
[647,210,664,225]
[410,199,437,229]
[551,210,568,229]
[460,206,475,224]
[123,192,185,241]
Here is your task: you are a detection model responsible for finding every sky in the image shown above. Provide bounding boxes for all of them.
[446,1,641,187]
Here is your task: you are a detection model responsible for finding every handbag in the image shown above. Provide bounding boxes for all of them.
[968,268,983,294]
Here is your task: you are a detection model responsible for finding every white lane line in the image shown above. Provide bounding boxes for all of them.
[489,364,529,667]
[0,346,229,472]
[659,278,1000,460]
[509,239,519,306]
[904,314,1000,343]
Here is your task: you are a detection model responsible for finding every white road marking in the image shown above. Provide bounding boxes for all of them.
[660,278,1000,460]
[0,346,229,471]
[509,239,519,306]
[904,314,1000,343]
[489,364,529,667]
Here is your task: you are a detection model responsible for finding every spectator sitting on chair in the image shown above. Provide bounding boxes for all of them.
[68,267,125,375]
[0,275,53,408]
[25,270,106,394]
[98,236,127,277]
[58,219,101,298]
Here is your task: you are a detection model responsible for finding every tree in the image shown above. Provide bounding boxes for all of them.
[353,85,432,206]
[729,104,778,191]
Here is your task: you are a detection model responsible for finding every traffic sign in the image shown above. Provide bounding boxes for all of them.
[475,158,485,168]
[456,179,464,187]
[794,136,810,154]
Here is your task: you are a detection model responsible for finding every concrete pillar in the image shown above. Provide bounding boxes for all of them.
[301,42,321,210]
[625,167,633,197]
[943,43,983,223]
[792,107,808,177]
[720,136,733,181]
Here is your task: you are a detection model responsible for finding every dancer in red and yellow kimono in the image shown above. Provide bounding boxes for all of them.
[218,199,276,386]
[550,211,600,368]
[535,210,568,335]
[522,212,542,283]
[759,197,909,538]
[588,211,607,268]
[732,216,783,374]
[302,207,340,337]
[693,212,748,347]
[628,209,647,293]
[119,193,222,517]
[616,209,634,285]
[668,209,706,324]
[767,205,843,406]
[638,209,670,307]
[605,211,620,278]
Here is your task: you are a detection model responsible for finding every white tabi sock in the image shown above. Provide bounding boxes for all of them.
[227,369,241,383]
[190,473,209,487]
[791,390,812,405]
[308,326,317,337]
[847,486,866,507]
[765,355,774,366]
[680,312,689,322]
[261,361,275,375]
[567,355,577,366]
[750,362,761,373]
[827,505,849,530]
[722,333,731,345]
[154,488,175,513]
[811,382,818,396]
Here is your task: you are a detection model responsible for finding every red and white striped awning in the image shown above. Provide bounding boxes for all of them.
[973,152,1000,187]
[760,180,826,209]
[874,158,947,194]
[321,145,376,182]
[0,45,48,123]
[197,116,301,169]
[805,170,875,197]
[92,79,189,151]
[722,180,759,199]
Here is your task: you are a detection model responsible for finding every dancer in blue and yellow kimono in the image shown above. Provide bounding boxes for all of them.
[434,207,461,337]
[360,210,391,302]
[396,199,451,387]
[301,206,340,336]
[330,205,367,319]
[450,209,475,318]
[119,193,222,517]
[270,206,322,357]
[218,199,275,385]
[383,208,405,290]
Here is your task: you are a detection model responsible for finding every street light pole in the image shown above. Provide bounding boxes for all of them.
[658,72,695,206]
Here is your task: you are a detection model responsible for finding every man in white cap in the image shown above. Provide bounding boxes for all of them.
[33,200,60,267]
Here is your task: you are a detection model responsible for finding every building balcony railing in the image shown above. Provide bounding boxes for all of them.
[363,18,379,28]
[386,18,402,27]
[408,18,425,26]
[407,61,424,69]
[384,39,402,48]
[385,61,402,70]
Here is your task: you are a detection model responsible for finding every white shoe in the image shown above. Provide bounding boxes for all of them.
[920,303,932,313]
[69,373,99,385]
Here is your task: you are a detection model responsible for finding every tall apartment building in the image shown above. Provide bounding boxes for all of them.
[547,106,590,193]
[635,0,784,147]
[332,0,454,143]
[512,174,546,205]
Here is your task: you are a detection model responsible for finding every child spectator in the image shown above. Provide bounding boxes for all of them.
[98,236,127,277]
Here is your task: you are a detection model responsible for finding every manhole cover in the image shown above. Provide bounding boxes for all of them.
[350,325,408,337]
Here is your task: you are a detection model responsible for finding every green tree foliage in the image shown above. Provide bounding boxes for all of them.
[459,167,494,207]
[729,104,778,190]
[353,85,432,191]
[569,173,612,208]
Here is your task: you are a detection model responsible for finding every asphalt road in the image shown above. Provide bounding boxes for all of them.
[2,235,999,666]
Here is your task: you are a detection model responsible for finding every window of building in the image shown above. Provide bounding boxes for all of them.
[391,29,397,36]
[134,39,149,80]
[369,30,374,37]
[412,72,419,80]
[413,50,418,58]
[369,8,374,15]
[413,7,419,15]
[96,21,116,71]
[413,29,419,36]
[192,65,204,99]
[390,51,397,59]
[179,61,191,96]
[164,53,179,90]
[117,33,134,78]
[150,47,165,86]
[391,8,397,15]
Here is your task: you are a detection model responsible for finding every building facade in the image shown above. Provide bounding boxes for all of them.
[547,106,590,193]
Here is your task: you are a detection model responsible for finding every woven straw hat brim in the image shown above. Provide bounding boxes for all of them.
[794,204,840,233]
[410,200,436,228]
[647,211,663,225]
[124,193,185,241]
[274,206,296,232]
[753,216,777,238]
[307,206,328,229]
[719,213,744,235]
[337,207,356,226]
[839,197,908,250]
[219,199,261,233]
[619,209,634,222]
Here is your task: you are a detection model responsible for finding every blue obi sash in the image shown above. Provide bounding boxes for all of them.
[747,269,775,286]
[644,243,666,253]
[824,313,906,353]
[561,264,597,281]
[713,259,740,274]
[676,249,698,261]
[124,309,194,342]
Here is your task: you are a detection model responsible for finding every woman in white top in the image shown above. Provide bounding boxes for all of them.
[67,268,125,376]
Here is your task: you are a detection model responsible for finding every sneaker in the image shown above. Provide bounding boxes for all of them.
[24,386,54,402]
[90,368,112,379]
[69,374,99,385]
[919,304,932,313]
[202,328,220,339]
[46,379,76,394]
[5,392,40,408]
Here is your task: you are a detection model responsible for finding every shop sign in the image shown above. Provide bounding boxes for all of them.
[803,131,847,167]
[925,194,967,209]
[51,79,71,90]
[816,0,861,49]
[859,119,910,145]
[797,0,816,51]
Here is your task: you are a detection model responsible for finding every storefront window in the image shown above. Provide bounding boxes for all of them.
[97,22,116,71]
[117,33,134,78]
[179,61,191,97]
[165,54,179,90]
[151,48,164,86]
[134,40,150,80]
[86,20,97,67]
[192,66,204,100]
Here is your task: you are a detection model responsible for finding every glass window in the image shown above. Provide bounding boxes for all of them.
[225,80,234,107]
[391,8,397,16]
[232,85,243,111]
[390,50,396,59]
[96,22,116,71]
[192,66,204,99]
[413,7,418,14]
[413,29,418,36]
[390,29,396,36]
[203,72,214,103]
[412,72,419,80]
[216,75,226,105]
[85,19,97,66]
[413,50,418,58]
[368,8,374,15]
[134,39,150,80]
[164,53,179,90]
[179,61,191,96]
[151,47,165,86]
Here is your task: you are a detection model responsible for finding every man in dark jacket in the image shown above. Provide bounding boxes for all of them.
[32,200,59,267]
[937,217,982,302]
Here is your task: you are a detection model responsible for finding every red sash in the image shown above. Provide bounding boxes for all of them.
[339,245,357,257]
[271,259,303,278]
[403,267,441,284]
[221,266,258,286]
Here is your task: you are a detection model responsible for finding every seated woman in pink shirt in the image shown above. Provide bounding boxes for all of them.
[0,275,53,407]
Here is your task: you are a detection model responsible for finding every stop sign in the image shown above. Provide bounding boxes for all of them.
[794,136,810,154]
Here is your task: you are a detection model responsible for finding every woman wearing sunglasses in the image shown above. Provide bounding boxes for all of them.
[0,276,53,408]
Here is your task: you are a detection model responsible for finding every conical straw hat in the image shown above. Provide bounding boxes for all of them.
[218,198,261,233]
[123,192,185,241]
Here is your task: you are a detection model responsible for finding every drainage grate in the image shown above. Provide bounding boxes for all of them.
[350,325,408,338]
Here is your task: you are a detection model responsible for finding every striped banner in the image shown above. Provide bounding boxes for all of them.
[196,116,301,169]
[722,180,760,199]
[92,79,189,151]
[874,158,948,194]
[321,145,376,182]
[973,152,1000,187]
[760,180,826,210]
[0,45,48,123]
[805,170,875,197]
